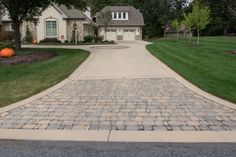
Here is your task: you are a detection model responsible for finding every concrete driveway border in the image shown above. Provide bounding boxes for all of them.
[0,129,236,143]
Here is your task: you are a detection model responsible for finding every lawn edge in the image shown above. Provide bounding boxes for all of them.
[145,43,236,109]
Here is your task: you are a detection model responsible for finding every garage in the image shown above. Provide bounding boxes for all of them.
[123,29,136,41]
[106,29,117,41]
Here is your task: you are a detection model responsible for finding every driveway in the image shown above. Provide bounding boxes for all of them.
[0,41,236,133]
[70,41,170,80]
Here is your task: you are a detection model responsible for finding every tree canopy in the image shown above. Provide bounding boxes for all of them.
[196,0,236,35]
[187,2,211,44]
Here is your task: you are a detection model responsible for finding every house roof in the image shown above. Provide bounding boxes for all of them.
[54,4,97,26]
[96,6,144,26]
[54,4,87,19]
[166,24,189,33]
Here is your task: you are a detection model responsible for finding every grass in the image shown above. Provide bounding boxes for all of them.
[0,48,89,108]
[146,36,236,103]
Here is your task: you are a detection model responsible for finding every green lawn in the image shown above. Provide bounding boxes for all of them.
[147,36,236,103]
[0,48,89,108]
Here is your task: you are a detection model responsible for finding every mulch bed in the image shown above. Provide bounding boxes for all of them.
[0,52,56,66]
[225,50,236,55]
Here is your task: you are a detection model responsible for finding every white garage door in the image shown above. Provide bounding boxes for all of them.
[123,29,136,41]
[106,29,117,41]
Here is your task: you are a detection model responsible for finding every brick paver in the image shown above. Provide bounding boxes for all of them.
[0,78,235,131]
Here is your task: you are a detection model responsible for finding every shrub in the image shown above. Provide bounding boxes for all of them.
[24,25,33,44]
[94,36,103,43]
[39,38,62,44]
[0,42,15,50]
[83,35,93,43]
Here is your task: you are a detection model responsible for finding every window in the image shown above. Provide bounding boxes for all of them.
[6,23,14,31]
[112,12,128,20]
[114,12,117,19]
[45,21,57,37]
[118,12,122,19]
[10,24,14,31]
[123,12,126,19]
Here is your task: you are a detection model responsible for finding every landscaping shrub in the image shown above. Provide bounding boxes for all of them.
[94,36,103,43]
[83,35,93,43]
[0,42,15,50]
[39,38,62,44]
[24,25,33,44]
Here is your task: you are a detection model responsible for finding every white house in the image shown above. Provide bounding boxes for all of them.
[95,6,144,41]
[35,4,95,42]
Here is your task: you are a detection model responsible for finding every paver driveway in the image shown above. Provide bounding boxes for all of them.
[0,41,236,131]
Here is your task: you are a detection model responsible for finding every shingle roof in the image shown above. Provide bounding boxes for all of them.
[55,4,86,19]
[96,6,144,26]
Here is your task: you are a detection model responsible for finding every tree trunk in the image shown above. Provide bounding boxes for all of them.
[177,32,179,41]
[188,29,191,42]
[197,29,200,45]
[13,21,21,51]
[163,25,167,37]
[224,27,228,36]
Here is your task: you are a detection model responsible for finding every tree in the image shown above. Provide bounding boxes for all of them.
[0,0,87,51]
[191,2,211,44]
[183,12,194,41]
[97,9,112,41]
[172,19,182,41]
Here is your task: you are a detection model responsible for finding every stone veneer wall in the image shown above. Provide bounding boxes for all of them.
[67,20,86,42]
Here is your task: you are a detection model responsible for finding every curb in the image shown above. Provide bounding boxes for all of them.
[0,129,236,143]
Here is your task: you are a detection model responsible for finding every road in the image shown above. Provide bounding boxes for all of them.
[0,140,236,157]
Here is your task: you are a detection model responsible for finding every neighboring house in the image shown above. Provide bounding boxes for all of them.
[165,24,192,38]
[95,6,144,41]
[0,4,94,42]
[36,4,95,42]
[0,5,144,42]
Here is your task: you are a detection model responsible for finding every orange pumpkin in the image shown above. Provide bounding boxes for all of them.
[0,48,15,58]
